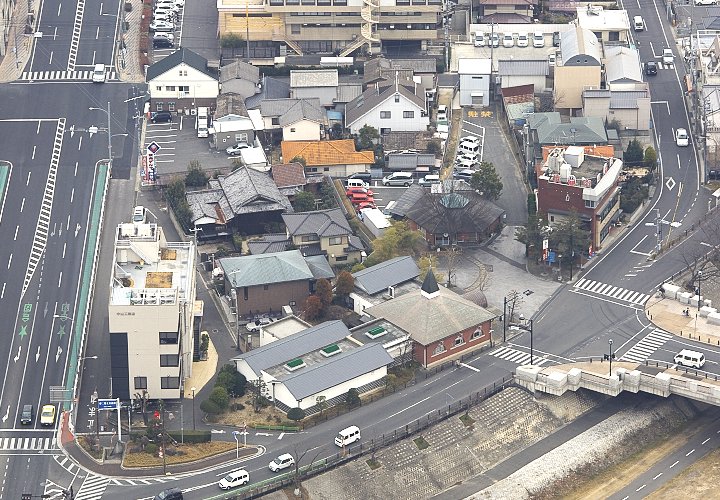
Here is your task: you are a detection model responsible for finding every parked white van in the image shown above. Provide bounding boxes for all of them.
[458,140,480,156]
[197,107,209,138]
[334,425,361,447]
[347,178,370,189]
[633,15,644,31]
[674,349,705,369]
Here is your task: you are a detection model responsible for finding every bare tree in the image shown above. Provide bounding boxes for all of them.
[505,290,524,325]
[292,442,324,491]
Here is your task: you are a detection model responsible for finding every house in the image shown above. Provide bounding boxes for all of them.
[186,166,292,238]
[290,69,339,108]
[146,48,219,115]
[247,233,293,255]
[582,87,651,131]
[216,0,441,58]
[232,320,394,413]
[219,250,334,317]
[271,162,307,198]
[458,58,492,107]
[219,60,261,99]
[260,98,325,142]
[282,208,364,265]
[554,26,602,114]
[345,76,429,135]
[575,5,631,44]
[349,256,421,314]
[210,112,256,150]
[281,139,374,178]
[365,272,496,368]
[475,0,537,23]
[363,57,437,94]
[501,85,535,126]
[386,153,438,174]
[536,145,622,251]
[401,186,506,247]
[245,76,291,110]
[497,60,550,94]
[334,81,364,116]
[108,223,197,400]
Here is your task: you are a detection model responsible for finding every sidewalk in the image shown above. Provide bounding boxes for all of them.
[116,0,146,83]
[0,0,36,82]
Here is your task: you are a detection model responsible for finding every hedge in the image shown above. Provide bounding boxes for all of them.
[167,430,211,444]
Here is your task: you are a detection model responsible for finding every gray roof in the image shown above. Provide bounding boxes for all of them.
[387,184,427,217]
[498,60,549,76]
[282,343,393,401]
[247,234,291,255]
[364,57,436,84]
[366,285,497,345]
[278,99,325,127]
[245,76,291,110]
[345,78,426,128]
[290,69,338,88]
[282,209,353,238]
[604,46,642,84]
[220,250,317,288]
[405,192,505,236]
[437,73,460,88]
[353,256,420,295]
[528,113,608,145]
[336,83,364,104]
[387,153,436,170]
[609,90,648,109]
[232,320,351,374]
[187,167,291,224]
[391,58,437,74]
[146,47,216,82]
[219,60,260,84]
[304,255,335,280]
[560,27,602,66]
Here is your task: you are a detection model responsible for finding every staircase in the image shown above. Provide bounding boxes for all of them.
[339,0,379,56]
[272,32,303,56]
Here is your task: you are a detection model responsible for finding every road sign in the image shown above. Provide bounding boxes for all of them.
[147,141,161,154]
[97,398,119,410]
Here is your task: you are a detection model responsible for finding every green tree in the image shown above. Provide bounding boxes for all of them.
[470,161,503,201]
[417,254,444,283]
[363,221,426,267]
[164,178,193,231]
[515,213,547,260]
[208,386,230,411]
[304,295,323,321]
[220,33,244,48]
[345,388,361,408]
[287,407,305,421]
[334,271,355,296]
[200,399,222,415]
[290,155,307,167]
[355,125,379,151]
[293,191,316,212]
[527,193,537,216]
[624,139,644,165]
[185,160,209,187]
[549,212,591,269]
[319,181,337,209]
[216,364,247,397]
[315,278,333,307]
[644,146,658,171]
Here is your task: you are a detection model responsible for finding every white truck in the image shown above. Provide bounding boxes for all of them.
[197,107,209,138]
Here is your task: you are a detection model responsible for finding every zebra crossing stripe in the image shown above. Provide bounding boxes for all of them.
[490,347,550,366]
[620,329,672,363]
[573,279,650,305]
[75,474,109,500]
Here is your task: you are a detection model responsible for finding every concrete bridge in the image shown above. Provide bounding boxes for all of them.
[515,360,720,406]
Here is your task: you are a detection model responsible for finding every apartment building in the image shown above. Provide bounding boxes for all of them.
[216,0,442,57]
[108,223,197,400]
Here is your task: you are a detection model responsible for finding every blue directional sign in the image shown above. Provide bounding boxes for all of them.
[97,398,119,410]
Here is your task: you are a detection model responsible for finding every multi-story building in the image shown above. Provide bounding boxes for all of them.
[536,145,623,251]
[108,223,197,400]
[216,0,442,58]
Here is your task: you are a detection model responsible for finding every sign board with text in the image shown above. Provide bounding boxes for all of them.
[97,398,119,410]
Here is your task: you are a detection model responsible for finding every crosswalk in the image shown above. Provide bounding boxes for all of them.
[490,346,551,366]
[75,474,110,500]
[573,279,650,306]
[656,62,674,70]
[619,329,673,363]
[19,70,118,81]
[0,435,57,452]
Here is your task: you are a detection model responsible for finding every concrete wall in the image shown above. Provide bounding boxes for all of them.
[416,321,491,367]
[229,280,312,316]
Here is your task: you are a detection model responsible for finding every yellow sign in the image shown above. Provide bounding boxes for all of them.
[481,111,493,118]
[468,111,478,118]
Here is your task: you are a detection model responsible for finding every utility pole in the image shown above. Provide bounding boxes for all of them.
[655,208,662,254]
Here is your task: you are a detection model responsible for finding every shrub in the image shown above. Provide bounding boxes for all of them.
[287,407,305,421]
[145,443,158,455]
[345,388,361,408]
[209,387,230,411]
[167,430,211,443]
[200,399,222,415]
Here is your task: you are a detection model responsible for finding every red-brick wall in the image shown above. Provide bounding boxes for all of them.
[413,321,491,367]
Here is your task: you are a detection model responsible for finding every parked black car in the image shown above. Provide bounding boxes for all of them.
[347,172,372,183]
[151,112,173,123]
[153,36,173,49]
[552,31,561,47]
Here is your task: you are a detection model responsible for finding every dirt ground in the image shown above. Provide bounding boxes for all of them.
[216,394,293,428]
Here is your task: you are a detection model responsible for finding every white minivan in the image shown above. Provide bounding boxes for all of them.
[334,425,361,447]
[92,64,106,83]
[382,172,414,186]
[197,107,209,138]
[674,349,705,369]
[633,15,644,31]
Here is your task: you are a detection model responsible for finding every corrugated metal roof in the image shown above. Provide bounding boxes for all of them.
[609,90,648,109]
[282,343,393,401]
[290,69,338,88]
[353,256,420,295]
[604,46,642,84]
[560,26,602,65]
[498,60,549,76]
[336,83,363,104]
[219,250,316,288]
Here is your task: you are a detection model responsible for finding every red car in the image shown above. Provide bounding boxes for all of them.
[346,187,374,197]
[350,193,375,205]
[356,201,377,210]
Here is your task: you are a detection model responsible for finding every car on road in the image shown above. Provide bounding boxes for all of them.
[133,206,147,223]
[533,31,545,48]
[153,488,183,500]
[153,36,174,49]
[675,128,689,146]
[490,32,500,47]
[20,405,33,425]
[346,187,374,197]
[437,104,447,122]
[502,33,514,48]
[695,0,716,5]
[644,61,658,76]
[548,52,556,67]
[662,48,674,65]
[269,453,295,472]
[91,63,106,83]
[218,469,250,489]
[226,142,250,155]
[674,349,705,368]
[382,172,414,186]
[40,404,56,426]
[474,32,486,47]
[150,20,175,32]
[633,15,645,31]
[246,318,274,332]
[517,32,529,47]
[418,175,441,187]
[151,112,173,123]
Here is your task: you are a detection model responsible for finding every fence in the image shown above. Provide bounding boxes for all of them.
[228,376,515,499]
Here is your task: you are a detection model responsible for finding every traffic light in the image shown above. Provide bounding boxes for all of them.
[153,410,160,420]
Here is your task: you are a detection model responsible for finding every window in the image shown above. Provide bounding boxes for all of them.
[550,215,555,222]
[156,103,164,111]
[161,376,180,389]
[159,332,178,344]
[471,329,482,340]
[166,86,175,91]
[155,86,162,91]
[272,117,280,126]
[264,285,269,290]
[168,102,176,112]
[585,199,596,208]
[134,377,147,389]
[335,255,348,261]
[290,127,296,132]
[234,133,248,142]
[160,354,179,367]
[403,111,414,119]
[394,95,400,103]
[329,236,343,245]
[179,70,187,77]
[243,287,249,300]
[433,343,446,356]
[453,336,465,347]
[292,24,301,34]
[380,111,391,119]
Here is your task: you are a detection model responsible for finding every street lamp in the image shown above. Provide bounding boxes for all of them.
[89,102,112,167]
[518,314,534,366]
[190,386,196,431]
[605,339,615,377]
[697,270,703,310]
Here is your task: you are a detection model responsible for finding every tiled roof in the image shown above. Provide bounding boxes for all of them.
[146,47,216,82]
[247,234,291,255]
[271,162,307,188]
[245,76,290,110]
[345,78,426,128]
[405,191,505,235]
[282,209,353,238]
[219,250,315,288]
[281,140,374,167]
[352,256,420,295]
[219,60,260,84]
[336,83,363,103]
[290,69,338,88]
[278,99,325,127]
[216,93,249,118]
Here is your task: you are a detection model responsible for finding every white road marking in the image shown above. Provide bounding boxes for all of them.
[670,460,679,468]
